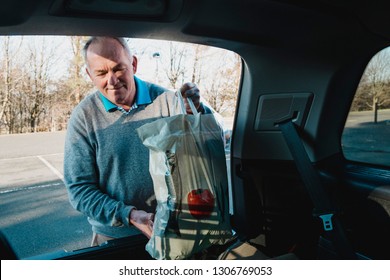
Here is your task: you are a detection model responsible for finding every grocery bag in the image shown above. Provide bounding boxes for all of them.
[136,91,232,259]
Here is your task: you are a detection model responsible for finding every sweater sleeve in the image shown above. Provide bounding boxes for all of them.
[63,107,134,228]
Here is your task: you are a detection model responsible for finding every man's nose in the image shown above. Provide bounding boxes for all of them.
[107,71,118,86]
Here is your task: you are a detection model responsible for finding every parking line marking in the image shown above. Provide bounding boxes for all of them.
[0,182,62,194]
[0,153,63,161]
[37,155,64,181]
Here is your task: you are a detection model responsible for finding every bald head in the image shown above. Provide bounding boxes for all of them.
[83,36,138,110]
[83,37,133,68]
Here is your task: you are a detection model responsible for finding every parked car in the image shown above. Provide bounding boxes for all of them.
[0,0,389,260]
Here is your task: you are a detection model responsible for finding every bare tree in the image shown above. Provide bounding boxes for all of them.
[46,36,93,131]
[22,37,61,132]
[162,42,188,89]
[202,52,241,116]
[0,37,11,126]
[191,45,209,85]
[0,36,24,133]
[68,36,92,105]
[354,49,390,123]
[26,47,47,132]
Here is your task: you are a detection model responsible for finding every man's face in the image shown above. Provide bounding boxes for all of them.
[86,38,138,109]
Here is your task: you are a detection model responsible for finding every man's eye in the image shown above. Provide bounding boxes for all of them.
[115,67,127,73]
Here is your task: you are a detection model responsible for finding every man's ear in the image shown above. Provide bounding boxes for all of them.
[132,55,138,74]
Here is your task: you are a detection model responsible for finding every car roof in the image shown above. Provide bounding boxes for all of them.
[1,0,390,56]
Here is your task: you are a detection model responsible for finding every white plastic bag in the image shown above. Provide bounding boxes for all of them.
[137,92,232,259]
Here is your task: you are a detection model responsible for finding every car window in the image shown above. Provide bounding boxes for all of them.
[342,48,390,167]
[0,36,241,259]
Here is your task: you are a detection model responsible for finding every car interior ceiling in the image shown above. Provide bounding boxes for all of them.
[0,0,389,260]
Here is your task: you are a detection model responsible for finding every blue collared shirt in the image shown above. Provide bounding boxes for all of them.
[99,76,152,114]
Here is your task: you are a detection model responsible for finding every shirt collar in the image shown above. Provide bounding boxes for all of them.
[99,76,152,112]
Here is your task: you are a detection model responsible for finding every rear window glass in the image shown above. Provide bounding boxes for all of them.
[342,48,390,167]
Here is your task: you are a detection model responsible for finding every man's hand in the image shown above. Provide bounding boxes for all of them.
[180,82,202,114]
[129,209,154,239]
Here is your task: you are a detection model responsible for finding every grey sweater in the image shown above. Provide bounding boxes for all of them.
[64,81,181,238]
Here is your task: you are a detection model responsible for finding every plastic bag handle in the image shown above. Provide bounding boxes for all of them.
[187,97,199,115]
[177,90,199,115]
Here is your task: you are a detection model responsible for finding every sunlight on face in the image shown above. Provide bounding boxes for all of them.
[86,38,138,109]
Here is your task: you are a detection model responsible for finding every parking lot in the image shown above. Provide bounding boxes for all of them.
[343,110,390,166]
[0,131,91,259]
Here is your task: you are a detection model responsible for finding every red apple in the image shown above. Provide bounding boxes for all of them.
[187,189,215,219]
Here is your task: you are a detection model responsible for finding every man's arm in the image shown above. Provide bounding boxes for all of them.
[63,109,134,228]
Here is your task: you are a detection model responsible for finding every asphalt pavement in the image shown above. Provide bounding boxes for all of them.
[343,109,390,166]
[0,131,91,259]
